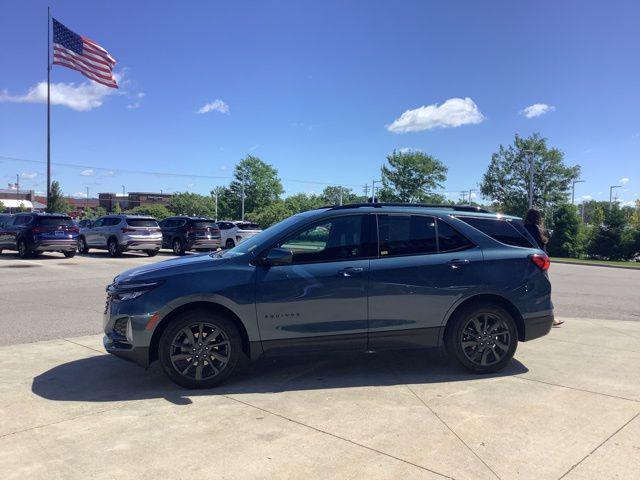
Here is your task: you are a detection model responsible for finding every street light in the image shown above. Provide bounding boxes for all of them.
[609,185,621,209]
[571,180,585,205]
[523,150,535,209]
[371,179,381,203]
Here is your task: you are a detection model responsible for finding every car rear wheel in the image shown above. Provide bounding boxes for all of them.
[17,239,31,259]
[446,302,518,374]
[146,249,159,257]
[225,238,235,249]
[172,238,185,255]
[108,238,122,257]
[158,310,242,389]
[63,250,76,258]
[78,236,89,254]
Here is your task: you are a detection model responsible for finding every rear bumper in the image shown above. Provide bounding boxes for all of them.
[522,313,554,341]
[33,239,77,251]
[187,238,221,250]
[122,239,161,251]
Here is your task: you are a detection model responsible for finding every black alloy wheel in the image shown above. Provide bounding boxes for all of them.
[17,239,31,259]
[78,236,89,254]
[159,310,241,389]
[108,239,121,257]
[172,238,185,255]
[446,303,517,374]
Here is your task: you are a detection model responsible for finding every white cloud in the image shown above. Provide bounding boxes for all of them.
[620,177,630,185]
[520,103,556,119]
[387,97,484,133]
[0,79,119,112]
[127,102,140,109]
[80,169,94,177]
[21,172,38,179]
[620,200,635,207]
[137,92,145,98]
[197,99,229,114]
[72,191,88,198]
[398,147,421,153]
[580,195,593,202]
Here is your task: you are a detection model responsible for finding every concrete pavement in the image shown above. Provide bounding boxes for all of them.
[1,317,638,479]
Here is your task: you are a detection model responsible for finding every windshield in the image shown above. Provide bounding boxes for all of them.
[217,211,320,258]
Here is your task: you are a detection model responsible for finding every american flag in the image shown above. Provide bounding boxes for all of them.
[52,18,118,88]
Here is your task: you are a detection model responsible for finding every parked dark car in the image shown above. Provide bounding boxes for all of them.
[104,204,553,388]
[0,212,78,258]
[159,216,221,255]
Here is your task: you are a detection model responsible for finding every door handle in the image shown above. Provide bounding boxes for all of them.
[448,259,470,269]
[338,267,364,277]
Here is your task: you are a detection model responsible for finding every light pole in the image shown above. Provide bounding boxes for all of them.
[86,187,89,210]
[121,185,125,195]
[571,180,585,205]
[214,191,218,222]
[524,149,535,209]
[240,176,246,221]
[371,180,381,203]
[467,189,476,206]
[609,185,621,209]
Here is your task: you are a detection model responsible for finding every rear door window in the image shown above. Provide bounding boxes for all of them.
[126,218,159,228]
[14,216,33,225]
[457,217,534,248]
[377,215,437,257]
[437,219,474,252]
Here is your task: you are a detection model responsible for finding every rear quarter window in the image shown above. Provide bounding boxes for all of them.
[437,219,474,252]
[457,217,534,248]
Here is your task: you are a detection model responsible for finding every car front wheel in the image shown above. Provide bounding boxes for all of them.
[158,310,242,389]
[78,236,89,254]
[172,238,185,255]
[446,303,518,374]
[108,239,122,257]
[17,239,31,259]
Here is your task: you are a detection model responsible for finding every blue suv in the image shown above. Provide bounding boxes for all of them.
[103,204,553,388]
[0,212,78,258]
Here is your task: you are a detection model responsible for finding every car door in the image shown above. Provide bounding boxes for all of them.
[255,214,375,354]
[7,215,32,248]
[159,219,172,247]
[368,214,483,350]
[85,218,103,246]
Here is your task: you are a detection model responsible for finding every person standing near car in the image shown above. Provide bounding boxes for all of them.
[524,208,563,327]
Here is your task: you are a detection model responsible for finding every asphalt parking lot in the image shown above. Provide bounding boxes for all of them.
[0,252,639,479]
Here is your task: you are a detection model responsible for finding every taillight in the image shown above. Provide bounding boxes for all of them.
[121,227,135,233]
[69,227,79,233]
[32,226,44,233]
[530,253,550,271]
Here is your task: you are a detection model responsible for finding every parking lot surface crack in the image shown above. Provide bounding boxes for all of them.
[557,411,640,479]
[512,376,640,404]
[222,394,454,479]
[63,338,104,354]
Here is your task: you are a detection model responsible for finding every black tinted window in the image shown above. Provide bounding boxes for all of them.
[192,221,216,229]
[36,216,73,227]
[236,222,259,230]
[14,216,32,225]
[280,215,368,263]
[458,217,534,248]
[378,215,437,256]
[437,220,474,252]
[126,218,158,227]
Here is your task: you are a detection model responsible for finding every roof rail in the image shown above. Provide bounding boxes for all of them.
[327,203,493,213]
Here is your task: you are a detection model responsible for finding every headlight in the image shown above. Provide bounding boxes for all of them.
[112,281,161,301]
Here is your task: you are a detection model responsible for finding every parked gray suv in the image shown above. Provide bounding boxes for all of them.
[79,215,161,257]
[103,204,554,389]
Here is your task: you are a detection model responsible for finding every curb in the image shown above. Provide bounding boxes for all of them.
[552,259,640,271]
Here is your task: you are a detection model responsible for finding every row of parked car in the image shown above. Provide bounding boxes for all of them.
[0,212,261,259]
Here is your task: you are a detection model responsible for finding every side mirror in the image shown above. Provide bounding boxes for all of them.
[261,247,293,266]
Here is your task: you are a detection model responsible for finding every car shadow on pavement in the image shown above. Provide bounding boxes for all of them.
[32,349,528,405]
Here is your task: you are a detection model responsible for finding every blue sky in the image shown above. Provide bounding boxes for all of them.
[1,0,639,205]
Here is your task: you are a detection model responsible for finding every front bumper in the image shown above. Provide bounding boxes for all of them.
[104,334,150,367]
[522,312,554,341]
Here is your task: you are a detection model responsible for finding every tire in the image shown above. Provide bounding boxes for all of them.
[445,302,518,374]
[78,236,90,254]
[17,239,31,259]
[158,310,242,389]
[146,249,159,257]
[63,250,76,258]
[172,238,185,255]
[225,238,235,249]
[108,238,122,257]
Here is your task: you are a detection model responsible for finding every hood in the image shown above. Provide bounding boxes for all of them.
[115,253,230,284]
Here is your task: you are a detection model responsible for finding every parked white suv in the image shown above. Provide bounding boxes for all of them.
[216,221,261,249]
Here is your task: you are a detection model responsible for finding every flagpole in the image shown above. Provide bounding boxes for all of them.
[46,6,51,211]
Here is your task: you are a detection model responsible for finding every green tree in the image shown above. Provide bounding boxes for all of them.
[480,133,581,217]
[320,186,364,205]
[547,204,584,258]
[228,156,284,218]
[83,206,107,220]
[379,150,447,203]
[168,192,216,217]
[245,201,290,228]
[211,186,235,220]
[587,204,629,260]
[126,204,171,220]
[0,200,5,213]
[46,180,72,213]
[284,193,324,213]
[113,202,122,214]
[581,200,606,226]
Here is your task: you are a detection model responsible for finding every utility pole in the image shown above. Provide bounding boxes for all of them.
[468,189,475,206]
[609,185,621,210]
[121,185,125,195]
[571,180,585,205]
[524,149,535,209]
[372,180,380,203]
[241,176,245,221]
[363,184,369,198]
[339,188,343,206]
[86,187,89,210]
[16,174,19,203]
[214,191,218,221]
